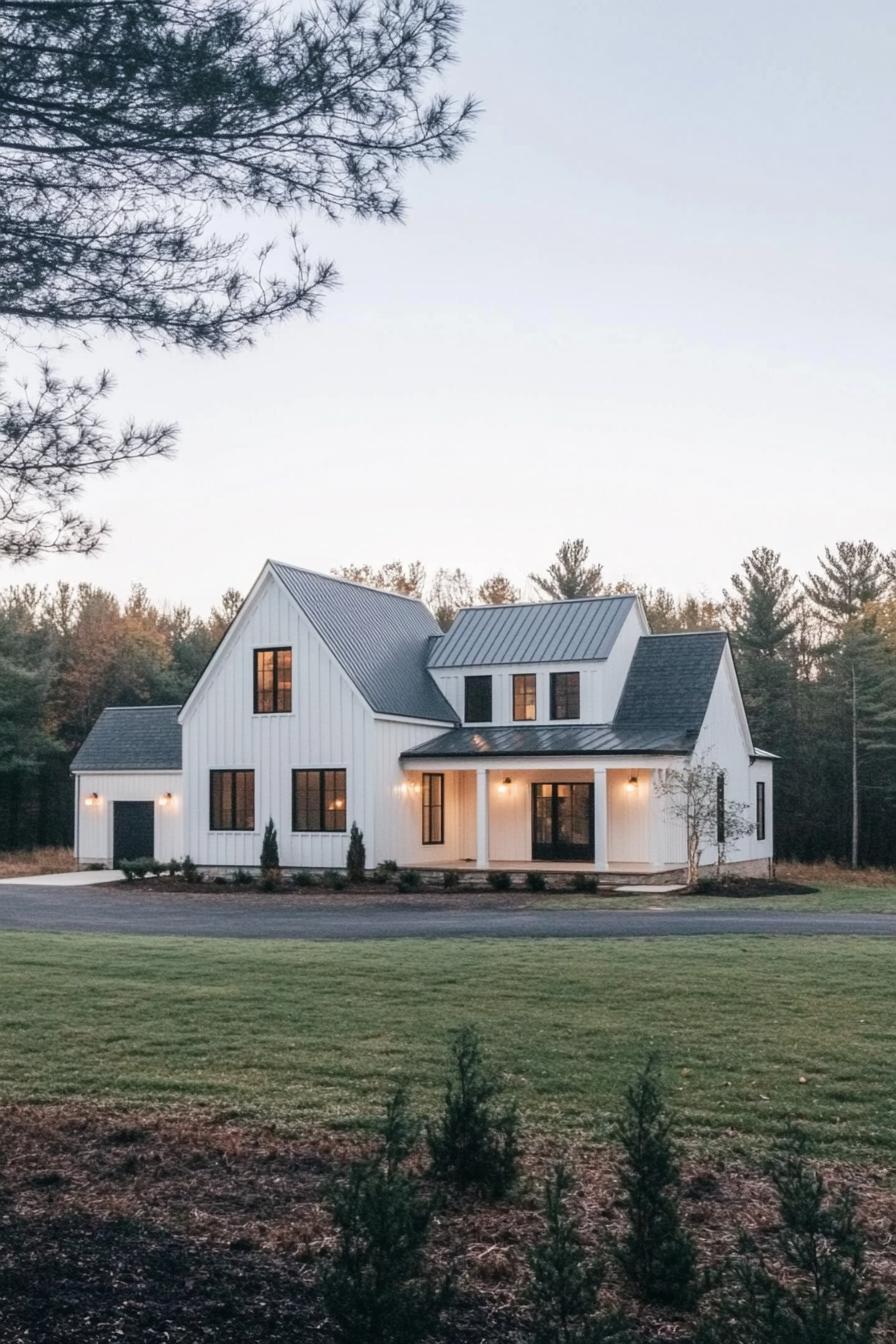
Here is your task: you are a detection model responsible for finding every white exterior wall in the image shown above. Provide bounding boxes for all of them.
[428,604,648,727]
[374,719,471,865]
[653,645,774,867]
[74,771,184,867]
[180,572,377,869]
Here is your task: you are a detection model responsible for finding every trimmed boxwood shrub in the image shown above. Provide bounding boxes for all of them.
[486,870,512,891]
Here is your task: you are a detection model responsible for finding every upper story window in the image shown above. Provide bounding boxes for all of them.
[513,673,537,721]
[550,671,580,720]
[756,781,766,841]
[464,675,492,723]
[293,768,347,832]
[254,647,292,714]
[210,769,255,831]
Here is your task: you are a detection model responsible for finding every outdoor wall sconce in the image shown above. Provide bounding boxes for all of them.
[625,774,639,794]
[498,776,512,793]
[84,792,99,807]
[158,792,173,807]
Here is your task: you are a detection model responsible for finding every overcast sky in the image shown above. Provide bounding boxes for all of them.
[8,1,896,612]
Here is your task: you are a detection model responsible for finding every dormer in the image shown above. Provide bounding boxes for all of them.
[425,595,649,727]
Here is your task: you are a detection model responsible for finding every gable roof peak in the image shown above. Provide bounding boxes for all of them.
[266,559,428,606]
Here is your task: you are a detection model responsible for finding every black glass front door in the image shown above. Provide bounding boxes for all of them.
[531,783,594,862]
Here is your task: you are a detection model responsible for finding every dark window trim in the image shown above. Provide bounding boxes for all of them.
[209,769,255,832]
[716,773,725,844]
[550,671,580,721]
[512,673,537,722]
[292,768,347,833]
[756,780,766,842]
[464,674,492,724]
[422,772,445,845]
[253,646,293,714]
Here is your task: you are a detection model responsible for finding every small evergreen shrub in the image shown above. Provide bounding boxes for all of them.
[290,869,318,888]
[525,871,547,892]
[486,870,512,891]
[696,1128,887,1344]
[347,823,366,883]
[427,1025,521,1199]
[614,1056,698,1308]
[181,855,200,883]
[231,868,254,885]
[320,1085,449,1344]
[167,858,182,878]
[373,859,399,883]
[260,817,279,871]
[442,869,460,890]
[527,1163,633,1344]
[569,874,599,894]
[213,874,227,884]
[323,869,348,891]
[258,867,282,892]
[120,856,155,880]
[397,869,421,893]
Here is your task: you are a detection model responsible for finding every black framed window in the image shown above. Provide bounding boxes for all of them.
[293,768,347,832]
[422,773,445,845]
[513,673,537,721]
[550,671,580,720]
[756,780,766,842]
[716,773,725,844]
[254,647,292,713]
[210,770,254,831]
[464,675,492,723]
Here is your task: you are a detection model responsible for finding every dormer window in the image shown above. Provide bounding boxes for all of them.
[254,648,292,714]
[513,673,537,721]
[464,675,492,723]
[550,671,580,720]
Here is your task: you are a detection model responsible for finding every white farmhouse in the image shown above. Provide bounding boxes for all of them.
[72,560,774,878]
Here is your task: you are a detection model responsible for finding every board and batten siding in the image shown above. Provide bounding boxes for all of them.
[428,605,648,727]
[180,572,376,869]
[74,771,184,867]
[374,719,470,865]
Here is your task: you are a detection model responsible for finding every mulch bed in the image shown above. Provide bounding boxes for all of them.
[688,877,820,898]
[0,1104,894,1342]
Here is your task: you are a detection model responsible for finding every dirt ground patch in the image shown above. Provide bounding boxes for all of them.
[0,847,75,879]
[1,1104,894,1342]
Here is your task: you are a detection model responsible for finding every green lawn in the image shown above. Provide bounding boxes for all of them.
[538,883,896,913]
[1,931,894,1160]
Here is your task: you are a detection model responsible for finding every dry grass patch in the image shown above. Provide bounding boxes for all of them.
[778,859,896,888]
[0,846,74,878]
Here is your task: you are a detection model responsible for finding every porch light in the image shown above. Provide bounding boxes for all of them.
[158,792,173,807]
[625,774,639,794]
[84,791,99,807]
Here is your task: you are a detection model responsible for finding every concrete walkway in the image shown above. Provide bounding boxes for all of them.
[0,882,894,940]
[0,870,125,887]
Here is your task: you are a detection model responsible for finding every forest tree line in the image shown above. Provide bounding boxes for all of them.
[1,538,895,866]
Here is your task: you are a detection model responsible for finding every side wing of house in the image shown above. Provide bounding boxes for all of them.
[71,705,184,868]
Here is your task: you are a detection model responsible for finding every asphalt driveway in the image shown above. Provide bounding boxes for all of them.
[0,882,895,940]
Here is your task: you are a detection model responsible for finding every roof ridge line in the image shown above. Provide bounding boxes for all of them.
[269,559,427,605]
[456,593,637,614]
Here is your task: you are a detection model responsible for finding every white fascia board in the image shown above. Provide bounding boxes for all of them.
[177,561,276,725]
[374,712,458,729]
[71,768,183,776]
[401,753,689,772]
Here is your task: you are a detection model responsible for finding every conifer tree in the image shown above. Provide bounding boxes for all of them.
[805,541,889,631]
[530,540,604,600]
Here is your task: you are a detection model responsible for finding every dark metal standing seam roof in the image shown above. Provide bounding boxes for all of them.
[400,723,696,759]
[426,595,636,668]
[71,706,182,771]
[271,563,457,723]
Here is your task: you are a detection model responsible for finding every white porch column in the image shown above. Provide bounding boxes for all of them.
[475,767,490,869]
[593,767,609,871]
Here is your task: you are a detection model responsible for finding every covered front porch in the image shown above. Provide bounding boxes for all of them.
[400,760,676,874]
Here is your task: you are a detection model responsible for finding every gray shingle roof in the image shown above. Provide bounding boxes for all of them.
[427,595,637,669]
[614,632,728,741]
[271,563,457,723]
[400,723,695,759]
[71,706,182,772]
